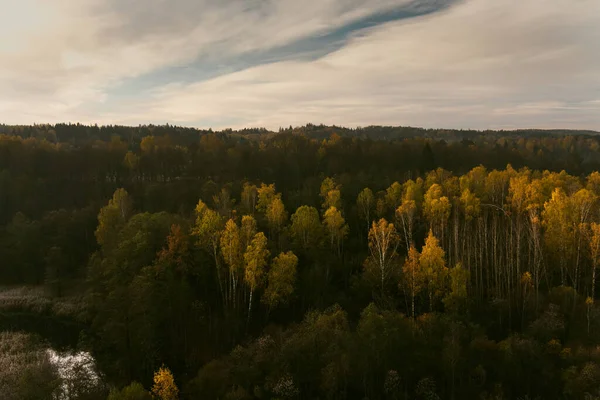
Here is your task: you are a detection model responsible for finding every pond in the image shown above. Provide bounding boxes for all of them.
[0,288,108,398]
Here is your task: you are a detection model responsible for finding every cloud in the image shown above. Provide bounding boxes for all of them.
[128,0,599,129]
[0,0,599,129]
[2,0,430,122]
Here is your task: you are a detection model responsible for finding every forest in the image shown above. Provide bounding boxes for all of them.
[2,123,600,399]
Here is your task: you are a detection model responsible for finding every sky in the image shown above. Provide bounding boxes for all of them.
[1,0,599,131]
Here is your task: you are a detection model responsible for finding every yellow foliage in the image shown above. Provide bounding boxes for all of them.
[152,366,179,400]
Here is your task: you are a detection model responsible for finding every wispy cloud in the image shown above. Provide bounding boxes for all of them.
[0,0,598,130]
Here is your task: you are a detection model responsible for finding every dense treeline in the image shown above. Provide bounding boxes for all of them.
[3,125,600,399]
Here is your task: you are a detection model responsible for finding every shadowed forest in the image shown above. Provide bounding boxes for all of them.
[3,123,600,399]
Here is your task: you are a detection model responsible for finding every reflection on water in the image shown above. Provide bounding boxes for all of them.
[47,348,104,399]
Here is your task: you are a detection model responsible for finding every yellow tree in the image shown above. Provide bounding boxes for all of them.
[396,178,423,249]
[402,245,424,318]
[263,251,298,310]
[151,366,179,400]
[587,171,600,197]
[320,177,342,211]
[524,179,545,310]
[385,182,403,212]
[140,136,156,154]
[244,232,270,323]
[323,206,349,258]
[240,215,257,250]
[423,184,450,241]
[221,219,243,308]
[458,188,480,280]
[508,173,533,297]
[266,197,288,240]
[542,188,575,287]
[572,189,597,292]
[588,223,600,302]
[157,224,189,273]
[320,177,338,200]
[357,188,375,235]
[420,230,448,312]
[257,183,278,213]
[460,188,481,222]
[396,201,416,251]
[366,218,400,297]
[460,165,487,197]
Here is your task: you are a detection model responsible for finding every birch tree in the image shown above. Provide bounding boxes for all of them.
[192,200,225,303]
[402,245,424,318]
[357,188,375,235]
[323,206,349,258]
[588,223,600,302]
[244,232,270,323]
[366,218,400,297]
[266,197,288,240]
[241,182,258,215]
[221,219,243,308]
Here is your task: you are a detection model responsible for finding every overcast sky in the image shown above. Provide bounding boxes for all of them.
[1,0,599,130]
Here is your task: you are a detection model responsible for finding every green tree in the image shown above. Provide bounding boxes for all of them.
[108,382,151,400]
[95,188,133,250]
[192,200,225,302]
[357,188,375,235]
[263,251,298,310]
[443,263,470,315]
[290,206,323,251]
[241,183,258,215]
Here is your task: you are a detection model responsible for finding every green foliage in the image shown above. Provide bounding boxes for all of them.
[290,206,323,251]
[95,188,133,250]
[108,382,151,400]
[443,263,470,314]
[263,251,298,309]
[5,125,600,399]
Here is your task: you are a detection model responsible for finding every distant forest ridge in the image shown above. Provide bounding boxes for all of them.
[0,123,598,145]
